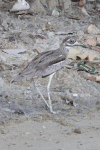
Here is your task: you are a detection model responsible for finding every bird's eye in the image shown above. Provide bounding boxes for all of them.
[69,39,75,44]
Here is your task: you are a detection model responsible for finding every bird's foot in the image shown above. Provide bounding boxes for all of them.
[50,109,60,114]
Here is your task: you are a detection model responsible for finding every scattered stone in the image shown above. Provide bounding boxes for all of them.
[10,0,30,12]
[37,29,42,34]
[84,37,97,47]
[87,75,100,82]
[27,87,31,90]
[81,7,90,16]
[74,128,81,134]
[2,49,26,55]
[52,9,59,17]
[77,52,96,61]
[88,24,100,34]
[73,94,78,97]
[47,31,55,38]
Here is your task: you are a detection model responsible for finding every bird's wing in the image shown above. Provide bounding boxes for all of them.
[19,50,55,75]
[40,56,66,77]
[22,49,66,75]
[12,49,66,82]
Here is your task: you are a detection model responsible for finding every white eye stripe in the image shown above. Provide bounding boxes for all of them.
[73,41,79,45]
[59,55,63,57]
[67,38,75,43]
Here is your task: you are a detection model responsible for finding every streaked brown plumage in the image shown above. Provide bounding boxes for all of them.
[12,39,70,82]
[12,36,86,114]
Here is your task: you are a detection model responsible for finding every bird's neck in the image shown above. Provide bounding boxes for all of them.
[59,44,69,56]
[65,46,72,50]
[60,44,65,49]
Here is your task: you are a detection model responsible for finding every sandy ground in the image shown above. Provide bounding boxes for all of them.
[0,108,100,150]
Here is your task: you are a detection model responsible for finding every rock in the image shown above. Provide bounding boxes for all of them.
[29,0,46,14]
[37,29,42,34]
[2,49,26,55]
[36,39,40,44]
[52,9,59,17]
[74,128,81,134]
[84,37,97,47]
[88,24,100,34]
[81,7,90,16]
[10,0,30,12]
[47,31,55,38]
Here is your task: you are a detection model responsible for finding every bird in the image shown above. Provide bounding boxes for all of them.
[11,36,87,114]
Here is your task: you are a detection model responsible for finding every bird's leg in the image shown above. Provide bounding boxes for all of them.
[47,73,56,114]
[35,79,50,108]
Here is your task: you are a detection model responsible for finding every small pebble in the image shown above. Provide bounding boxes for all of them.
[37,29,42,34]
[73,93,78,97]
[74,128,81,134]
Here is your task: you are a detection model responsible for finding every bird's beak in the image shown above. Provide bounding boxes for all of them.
[73,42,88,48]
[80,44,88,48]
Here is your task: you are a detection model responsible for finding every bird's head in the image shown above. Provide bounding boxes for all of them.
[61,36,88,49]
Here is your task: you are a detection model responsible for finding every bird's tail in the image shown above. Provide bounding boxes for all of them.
[11,73,23,83]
